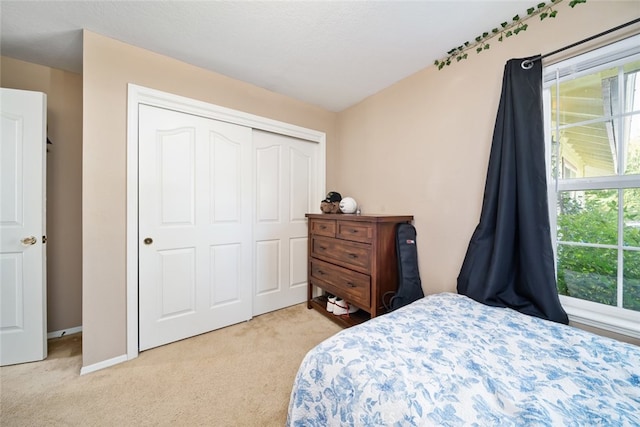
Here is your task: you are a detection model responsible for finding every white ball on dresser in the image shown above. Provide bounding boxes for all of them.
[339,197,358,214]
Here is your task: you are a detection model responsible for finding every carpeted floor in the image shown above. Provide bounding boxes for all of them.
[1,303,343,426]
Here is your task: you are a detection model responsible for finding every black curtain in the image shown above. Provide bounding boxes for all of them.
[457,57,568,324]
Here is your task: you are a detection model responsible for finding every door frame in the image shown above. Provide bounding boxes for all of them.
[126,84,326,360]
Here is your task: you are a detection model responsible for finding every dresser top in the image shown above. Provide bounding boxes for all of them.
[306,213,413,223]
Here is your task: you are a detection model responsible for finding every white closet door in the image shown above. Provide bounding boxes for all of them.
[0,88,47,366]
[252,130,318,316]
[138,105,252,351]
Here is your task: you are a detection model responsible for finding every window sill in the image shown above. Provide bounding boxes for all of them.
[560,295,640,340]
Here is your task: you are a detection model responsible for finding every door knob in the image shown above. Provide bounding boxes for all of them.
[143,237,153,245]
[21,236,37,246]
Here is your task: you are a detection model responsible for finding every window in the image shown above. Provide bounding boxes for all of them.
[544,34,640,338]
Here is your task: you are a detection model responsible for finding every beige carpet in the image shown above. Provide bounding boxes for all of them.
[1,303,342,426]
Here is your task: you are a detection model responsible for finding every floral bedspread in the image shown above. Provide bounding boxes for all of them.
[287,292,640,426]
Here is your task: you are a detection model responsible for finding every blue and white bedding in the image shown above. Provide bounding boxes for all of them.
[288,292,640,426]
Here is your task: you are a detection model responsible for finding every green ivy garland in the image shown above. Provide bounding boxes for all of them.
[434,0,587,70]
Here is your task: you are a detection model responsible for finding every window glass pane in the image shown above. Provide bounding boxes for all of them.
[626,117,640,175]
[559,121,618,177]
[624,188,640,248]
[561,157,577,179]
[624,64,640,175]
[557,245,617,306]
[557,189,618,245]
[623,60,640,105]
[623,250,640,311]
[624,60,640,79]
[554,67,617,126]
[550,129,559,179]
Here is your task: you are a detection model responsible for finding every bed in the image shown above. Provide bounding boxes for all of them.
[287,292,640,426]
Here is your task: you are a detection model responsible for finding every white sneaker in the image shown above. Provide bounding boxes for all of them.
[333,299,358,316]
[326,295,337,313]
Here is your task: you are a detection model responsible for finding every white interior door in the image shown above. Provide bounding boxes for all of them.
[0,88,47,366]
[138,105,252,351]
[252,130,318,316]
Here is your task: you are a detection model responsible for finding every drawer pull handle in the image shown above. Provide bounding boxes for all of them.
[319,246,327,250]
[319,225,327,230]
[351,229,359,233]
[346,282,356,288]
[317,270,325,275]
[348,253,357,259]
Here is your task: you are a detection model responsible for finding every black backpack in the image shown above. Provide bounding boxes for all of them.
[384,223,424,312]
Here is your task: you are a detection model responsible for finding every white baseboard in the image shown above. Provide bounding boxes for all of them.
[47,326,82,339]
[80,354,128,375]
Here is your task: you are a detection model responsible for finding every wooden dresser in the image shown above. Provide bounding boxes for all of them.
[306,213,414,327]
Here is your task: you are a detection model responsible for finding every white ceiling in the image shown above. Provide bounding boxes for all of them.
[0,0,534,112]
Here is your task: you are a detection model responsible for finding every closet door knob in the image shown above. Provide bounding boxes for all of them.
[21,236,37,246]
[143,237,153,245]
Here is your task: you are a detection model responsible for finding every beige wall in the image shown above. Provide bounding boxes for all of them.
[1,57,83,334]
[335,1,640,343]
[82,30,338,367]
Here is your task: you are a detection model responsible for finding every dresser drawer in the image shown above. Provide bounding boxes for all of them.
[310,258,370,308]
[337,221,374,243]
[309,219,336,237]
[311,236,371,273]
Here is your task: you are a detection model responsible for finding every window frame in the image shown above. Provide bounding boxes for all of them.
[543,33,640,339]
